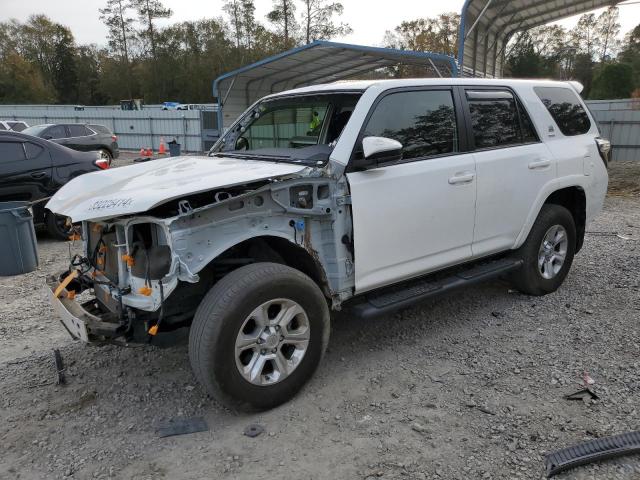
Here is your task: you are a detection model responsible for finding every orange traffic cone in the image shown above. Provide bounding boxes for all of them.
[158,137,166,155]
[146,148,153,157]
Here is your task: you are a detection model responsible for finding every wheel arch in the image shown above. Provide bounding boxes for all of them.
[543,186,586,252]
[199,234,331,298]
[514,177,588,252]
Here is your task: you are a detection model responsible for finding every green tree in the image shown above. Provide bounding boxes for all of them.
[384,13,459,56]
[596,7,621,62]
[619,24,640,91]
[267,0,298,49]
[0,53,53,103]
[52,25,78,103]
[99,0,136,98]
[590,62,633,99]
[505,32,543,77]
[300,0,351,44]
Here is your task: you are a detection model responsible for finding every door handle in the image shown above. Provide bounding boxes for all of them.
[448,172,475,185]
[30,171,47,179]
[528,159,551,170]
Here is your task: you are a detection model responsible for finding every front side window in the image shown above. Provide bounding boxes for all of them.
[534,86,591,136]
[363,90,458,161]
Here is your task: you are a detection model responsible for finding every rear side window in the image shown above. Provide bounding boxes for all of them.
[534,87,591,136]
[467,90,521,149]
[46,125,67,139]
[363,90,458,161]
[0,141,27,163]
[89,124,110,134]
[24,142,44,159]
[68,124,90,137]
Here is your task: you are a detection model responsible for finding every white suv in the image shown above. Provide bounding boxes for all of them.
[47,78,609,410]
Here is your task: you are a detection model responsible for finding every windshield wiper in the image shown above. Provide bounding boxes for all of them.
[214,152,295,163]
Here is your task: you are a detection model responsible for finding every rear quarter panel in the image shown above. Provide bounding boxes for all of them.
[512,84,608,248]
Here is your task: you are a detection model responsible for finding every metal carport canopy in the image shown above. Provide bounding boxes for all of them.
[212,40,457,131]
[458,0,624,78]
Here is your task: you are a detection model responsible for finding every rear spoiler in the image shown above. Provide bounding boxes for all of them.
[567,81,584,94]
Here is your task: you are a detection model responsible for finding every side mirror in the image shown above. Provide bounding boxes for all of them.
[43,135,53,140]
[362,136,402,163]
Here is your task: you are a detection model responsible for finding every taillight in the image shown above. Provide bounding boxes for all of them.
[95,158,110,170]
[111,135,118,142]
[595,137,611,167]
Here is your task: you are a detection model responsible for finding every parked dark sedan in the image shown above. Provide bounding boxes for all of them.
[22,123,119,164]
[0,131,109,239]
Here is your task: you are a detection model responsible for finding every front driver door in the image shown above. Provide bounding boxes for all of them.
[346,88,477,293]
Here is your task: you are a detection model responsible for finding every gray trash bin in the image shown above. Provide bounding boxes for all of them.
[168,142,181,157]
[0,201,39,276]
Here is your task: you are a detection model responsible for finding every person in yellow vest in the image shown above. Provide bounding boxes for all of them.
[308,111,321,134]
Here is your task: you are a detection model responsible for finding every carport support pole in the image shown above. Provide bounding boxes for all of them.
[464,0,494,39]
[428,58,443,78]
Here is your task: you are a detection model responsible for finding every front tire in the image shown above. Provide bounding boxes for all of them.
[510,204,576,296]
[45,211,73,240]
[189,262,330,411]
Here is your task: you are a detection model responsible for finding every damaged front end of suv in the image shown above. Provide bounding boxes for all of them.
[45,154,354,344]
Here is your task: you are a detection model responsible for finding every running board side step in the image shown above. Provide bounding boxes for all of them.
[347,258,523,319]
[545,431,640,477]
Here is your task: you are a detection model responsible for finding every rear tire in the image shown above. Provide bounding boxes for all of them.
[189,262,330,411]
[510,204,576,296]
[45,211,73,241]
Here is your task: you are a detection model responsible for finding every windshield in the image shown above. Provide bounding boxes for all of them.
[211,93,361,165]
[22,125,51,137]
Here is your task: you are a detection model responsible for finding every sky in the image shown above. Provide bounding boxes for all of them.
[3,0,640,48]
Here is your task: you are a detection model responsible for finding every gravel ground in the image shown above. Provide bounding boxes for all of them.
[1,160,639,480]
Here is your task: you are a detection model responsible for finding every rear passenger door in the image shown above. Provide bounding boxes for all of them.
[0,139,53,204]
[347,88,477,293]
[64,124,92,151]
[462,88,555,257]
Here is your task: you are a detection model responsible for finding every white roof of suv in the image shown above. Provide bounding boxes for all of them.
[267,78,583,98]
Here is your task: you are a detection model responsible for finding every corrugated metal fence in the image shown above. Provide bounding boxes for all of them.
[0,106,216,152]
[586,99,640,162]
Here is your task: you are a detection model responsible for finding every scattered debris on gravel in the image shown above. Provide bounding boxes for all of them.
[1,160,639,479]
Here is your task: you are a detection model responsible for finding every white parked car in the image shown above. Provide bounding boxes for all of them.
[46,78,609,410]
[0,120,29,132]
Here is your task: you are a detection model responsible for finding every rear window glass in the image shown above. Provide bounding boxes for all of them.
[8,121,27,132]
[534,87,591,136]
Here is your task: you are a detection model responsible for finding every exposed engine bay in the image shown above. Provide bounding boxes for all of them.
[49,173,355,343]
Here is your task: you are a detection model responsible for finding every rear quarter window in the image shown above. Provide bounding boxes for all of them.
[89,124,111,134]
[534,86,591,136]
